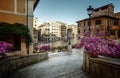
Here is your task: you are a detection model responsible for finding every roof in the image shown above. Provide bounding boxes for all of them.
[93,3,114,11]
[76,15,120,23]
[115,12,120,15]
[34,0,40,11]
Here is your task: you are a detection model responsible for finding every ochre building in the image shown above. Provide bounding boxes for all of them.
[77,3,120,39]
[0,0,39,56]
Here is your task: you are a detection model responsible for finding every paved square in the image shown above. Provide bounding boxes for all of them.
[8,49,91,78]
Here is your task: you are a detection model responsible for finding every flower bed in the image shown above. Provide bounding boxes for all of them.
[77,31,120,78]
[76,31,120,58]
[54,46,67,52]
[34,45,51,52]
[34,45,67,53]
[0,41,13,58]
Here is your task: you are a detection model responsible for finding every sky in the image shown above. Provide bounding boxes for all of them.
[34,0,120,25]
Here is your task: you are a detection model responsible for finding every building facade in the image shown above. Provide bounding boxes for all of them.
[60,25,67,40]
[0,0,39,55]
[33,17,39,44]
[39,21,67,42]
[56,21,67,40]
[77,3,120,39]
[115,12,120,19]
[67,25,77,39]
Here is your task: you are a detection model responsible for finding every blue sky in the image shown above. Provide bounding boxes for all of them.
[34,0,120,25]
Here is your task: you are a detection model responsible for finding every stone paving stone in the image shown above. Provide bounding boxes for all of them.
[8,49,91,78]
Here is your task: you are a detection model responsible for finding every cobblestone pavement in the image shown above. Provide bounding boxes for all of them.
[8,49,91,78]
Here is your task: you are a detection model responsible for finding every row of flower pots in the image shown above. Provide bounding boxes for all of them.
[34,45,68,53]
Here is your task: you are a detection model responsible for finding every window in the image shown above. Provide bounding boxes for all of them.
[17,0,25,13]
[95,20,101,25]
[0,0,14,12]
[87,21,89,26]
[84,22,86,26]
[14,35,21,51]
[114,21,118,26]
[79,23,81,26]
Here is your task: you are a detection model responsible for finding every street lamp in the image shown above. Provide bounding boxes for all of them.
[68,33,71,45]
[87,5,93,32]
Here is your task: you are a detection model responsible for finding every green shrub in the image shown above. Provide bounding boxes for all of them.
[117,29,120,38]
[110,29,115,35]
[51,45,67,52]
[0,22,32,48]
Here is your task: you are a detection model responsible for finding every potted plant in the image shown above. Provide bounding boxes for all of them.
[40,45,51,52]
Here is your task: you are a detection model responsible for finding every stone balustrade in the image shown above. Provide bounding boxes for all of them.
[0,53,48,78]
[83,51,120,78]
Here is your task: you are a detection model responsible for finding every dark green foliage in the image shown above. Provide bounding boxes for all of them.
[51,45,67,52]
[0,22,32,47]
[110,29,115,35]
[117,29,120,38]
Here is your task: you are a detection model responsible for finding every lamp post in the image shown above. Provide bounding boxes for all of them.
[68,33,71,45]
[87,5,93,32]
[67,29,72,52]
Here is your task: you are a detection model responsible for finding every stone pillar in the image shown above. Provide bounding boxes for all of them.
[21,37,27,55]
[29,43,34,54]
[26,0,34,54]
[67,44,72,52]
[28,16,34,54]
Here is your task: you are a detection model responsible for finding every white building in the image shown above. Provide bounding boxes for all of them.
[39,21,67,42]
[39,22,59,42]
[67,24,78,39]
[33,17,39,44]
[33,17,39,30]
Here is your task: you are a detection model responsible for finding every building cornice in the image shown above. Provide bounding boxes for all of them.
[76,15,120,23]
[0,10,26,16]
[34,0,40,11]
[93,3,114,11]
[115,12,120,14]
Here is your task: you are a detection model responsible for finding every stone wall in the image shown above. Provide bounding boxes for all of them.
[83,51,120,78]
[0,53,48,78]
